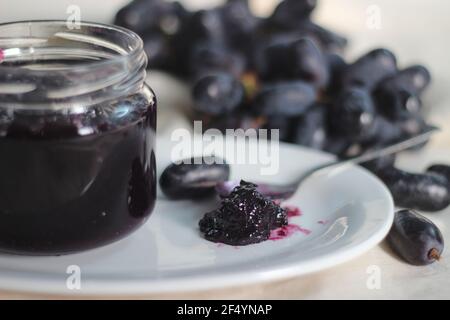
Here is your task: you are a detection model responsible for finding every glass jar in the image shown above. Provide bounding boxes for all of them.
[0,21,157,255]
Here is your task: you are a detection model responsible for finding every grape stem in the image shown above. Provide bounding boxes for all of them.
[428,248,441,261]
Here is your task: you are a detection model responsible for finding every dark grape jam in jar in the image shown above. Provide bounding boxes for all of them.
[0,21,156,255]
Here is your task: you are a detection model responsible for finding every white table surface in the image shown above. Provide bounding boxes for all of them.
[1,0,450,299]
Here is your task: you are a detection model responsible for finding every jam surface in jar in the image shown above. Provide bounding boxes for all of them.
[0,90,157,255]
[0,20,158,255]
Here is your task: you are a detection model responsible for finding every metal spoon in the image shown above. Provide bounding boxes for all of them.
[216,127,439,200]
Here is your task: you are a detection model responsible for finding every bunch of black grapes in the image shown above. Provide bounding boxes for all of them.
[115,0,432,159]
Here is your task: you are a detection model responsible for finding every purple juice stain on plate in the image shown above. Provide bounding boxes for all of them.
[269,224,311,241]
[269,205,311,241]
[283,205,302,218]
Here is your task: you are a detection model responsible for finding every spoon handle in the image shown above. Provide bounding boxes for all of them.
[217,127,439,201]
[339,126,438,167]
[294,126,439,188]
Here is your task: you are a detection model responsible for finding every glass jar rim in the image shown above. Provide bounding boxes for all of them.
[0,20,148,111]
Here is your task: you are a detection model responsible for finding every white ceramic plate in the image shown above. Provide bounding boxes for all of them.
[0,137,394,295]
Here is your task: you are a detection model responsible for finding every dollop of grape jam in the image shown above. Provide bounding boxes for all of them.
[199,180,288,246]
